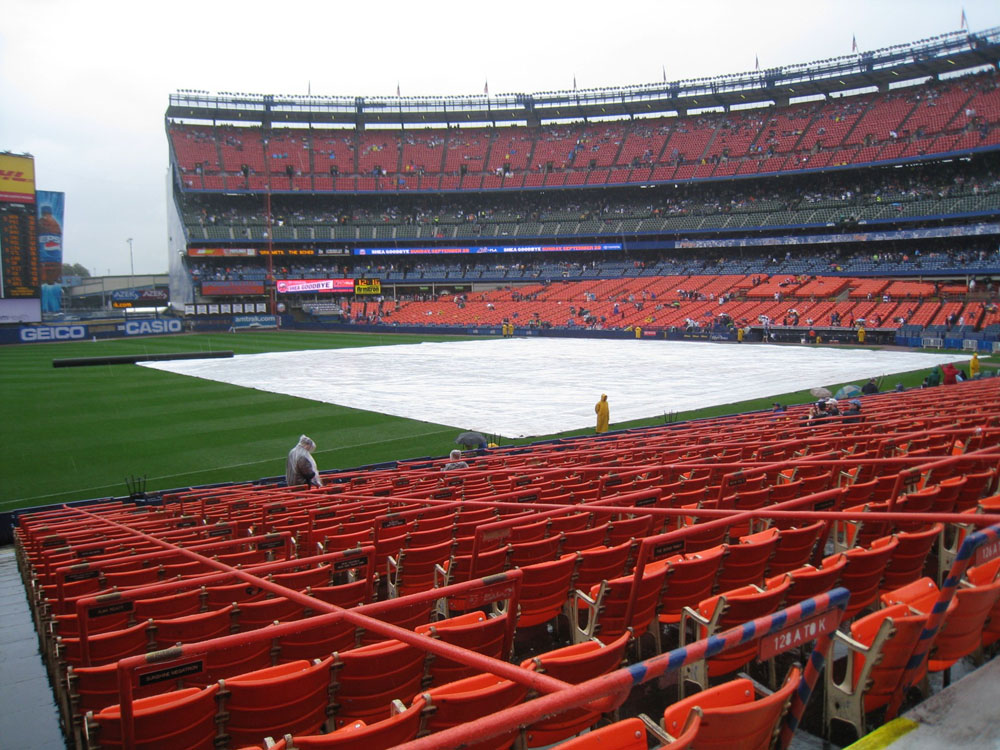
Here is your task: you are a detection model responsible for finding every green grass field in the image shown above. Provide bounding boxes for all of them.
[0,331,974,511]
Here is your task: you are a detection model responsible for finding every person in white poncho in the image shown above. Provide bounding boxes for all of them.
[286,434,323,488]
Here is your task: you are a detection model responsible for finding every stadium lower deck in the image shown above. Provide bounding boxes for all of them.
[8,377,1000,750]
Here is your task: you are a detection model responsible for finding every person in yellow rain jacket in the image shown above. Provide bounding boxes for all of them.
[595,394,610,434]
[970,351,980,379]
[857,325,866,344]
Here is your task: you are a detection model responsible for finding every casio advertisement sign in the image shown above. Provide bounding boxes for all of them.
[124,319,182,336]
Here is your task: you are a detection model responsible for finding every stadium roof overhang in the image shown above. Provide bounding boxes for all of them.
[166,28,1000,128]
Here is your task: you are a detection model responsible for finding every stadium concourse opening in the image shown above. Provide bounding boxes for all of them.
[8,374,1000,750]
[139,338,960,437]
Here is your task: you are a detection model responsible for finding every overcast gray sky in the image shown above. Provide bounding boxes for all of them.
[3,0,998,276]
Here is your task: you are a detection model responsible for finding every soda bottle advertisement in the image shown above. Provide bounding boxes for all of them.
[37,190,64,267]
[37,190,65,312]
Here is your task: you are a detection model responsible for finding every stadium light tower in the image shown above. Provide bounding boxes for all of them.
[127,237,134,288]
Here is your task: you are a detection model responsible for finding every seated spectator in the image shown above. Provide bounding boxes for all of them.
[442,449,469,471]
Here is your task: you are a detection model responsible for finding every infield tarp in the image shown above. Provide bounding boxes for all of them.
[138,338,961,438]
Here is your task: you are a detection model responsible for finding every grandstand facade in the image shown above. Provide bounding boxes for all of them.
[167,27,1000,347]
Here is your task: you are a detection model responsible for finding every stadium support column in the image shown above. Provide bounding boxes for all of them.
[265,190,276,318]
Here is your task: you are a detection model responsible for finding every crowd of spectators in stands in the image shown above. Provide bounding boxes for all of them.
[181,157,1000,232]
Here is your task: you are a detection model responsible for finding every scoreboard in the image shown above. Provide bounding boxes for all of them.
[354,278,381,295]
[0,206,39,298]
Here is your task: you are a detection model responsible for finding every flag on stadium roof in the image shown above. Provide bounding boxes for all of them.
[961,8,968,30]
[396,81,401,97]
[852,34,858,53]
[755,55,759,71]
[484,79,489,95]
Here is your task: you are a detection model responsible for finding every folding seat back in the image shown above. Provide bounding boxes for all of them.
[434,545,510,618]
[161,560,210,578]
[84,684,221,750]
[953,468,997,512]
[968,557,1000,648]
[59,620,151,668]
[270,564,333,590]
[371,524,412,573]
[841,476,878,505]
[715,529,779,592]
[67,661,175,742]
[330,639,426,728]
[653,545,725,626]
[929,474,966,514]
[358,596,434,645]
[509,518,551,543]
[205,580,268,609]
[511,554,578,629]
[274,696,427,750]
[726,486,772,538]
[236,596,307,631]
[52,607,132,639]
[182,639,275,688]
[570,562,669,647]
[570,541,633,596]
[102,566,162,589]
[839,536,898,618]
[871,473,902,503]
[884,573,1000,672]
[663,666,800,750]
[416,611,510,686]
[548,512,592,534]
[277,616,358,663]
[665,487,712,510]
[403,524,454,550]
[306,579,372,609]
[519,631,631,747]
[321,530,373,555]
[564,712,704,749]
[215,548,269,567]
[152,604,234,650]
[133,588,203,621]
[386,539,453,599]
[681,576,791,689]
[677,514,729,553]
[824,602,930,740]
[509,537,562,568]
[418,673,529,750]
[879,524,943,594]
[765,521,826,576]
[767,478,804,503]
[773,553,846,607]
[605,515,654,547]
[220,657,333,748]
[560,523,609,554]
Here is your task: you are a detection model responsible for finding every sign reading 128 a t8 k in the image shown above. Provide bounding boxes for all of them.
[354,279,381,295]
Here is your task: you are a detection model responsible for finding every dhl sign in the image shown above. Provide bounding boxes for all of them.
[0,154,36,203]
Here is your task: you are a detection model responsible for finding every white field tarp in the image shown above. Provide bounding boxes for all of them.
[139,338,961,438]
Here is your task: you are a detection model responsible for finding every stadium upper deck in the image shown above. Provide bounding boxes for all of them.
[165,27,1000,332]
[166,28,1000,197]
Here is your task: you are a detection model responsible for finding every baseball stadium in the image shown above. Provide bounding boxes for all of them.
[5,22,1000,750]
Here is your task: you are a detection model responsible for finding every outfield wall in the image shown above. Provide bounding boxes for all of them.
[0,319,185,344]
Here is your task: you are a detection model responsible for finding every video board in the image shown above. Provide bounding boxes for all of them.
[1,206,40,298]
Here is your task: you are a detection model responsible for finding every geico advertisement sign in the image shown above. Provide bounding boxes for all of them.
[20,325,87,342]
[124,320,182,335]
